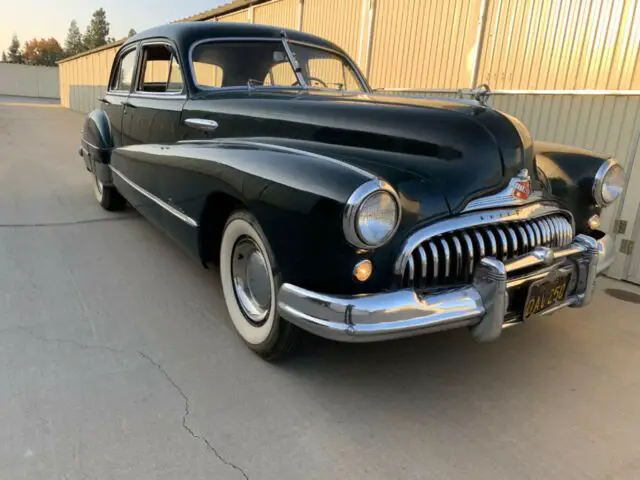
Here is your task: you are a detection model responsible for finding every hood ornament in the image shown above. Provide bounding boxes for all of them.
[512,169,532,200]
[462,169,541,213]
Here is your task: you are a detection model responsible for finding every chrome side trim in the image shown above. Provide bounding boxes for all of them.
[110,166,199,227]
[462,169,544,212]
[81,138,110,152]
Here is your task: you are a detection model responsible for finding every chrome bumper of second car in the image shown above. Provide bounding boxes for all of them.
[277,233,614,343]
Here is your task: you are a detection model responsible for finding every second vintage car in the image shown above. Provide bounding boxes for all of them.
[80,22,624,359]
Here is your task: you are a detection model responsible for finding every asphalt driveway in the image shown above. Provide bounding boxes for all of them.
[1,97,640,480]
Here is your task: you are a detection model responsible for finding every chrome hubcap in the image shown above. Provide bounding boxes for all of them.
[231,237,272,324]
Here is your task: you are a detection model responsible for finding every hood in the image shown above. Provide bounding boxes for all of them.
[187,89,536,215]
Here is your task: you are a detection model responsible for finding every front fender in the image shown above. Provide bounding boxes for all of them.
[534,141,611,233]
[130,139,385,293]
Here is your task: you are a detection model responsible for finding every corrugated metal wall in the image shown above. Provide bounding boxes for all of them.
[368,0,481,89]
[477,0,640,90]
[59,44,119,110]
[216,9,250,23]
[301,0,363,64]
[59,0,640,106]
[254,0,298,29]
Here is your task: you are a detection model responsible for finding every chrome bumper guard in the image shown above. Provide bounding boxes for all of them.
[278,234,615,343]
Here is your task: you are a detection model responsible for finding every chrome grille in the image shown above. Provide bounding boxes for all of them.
[402,214,574,288]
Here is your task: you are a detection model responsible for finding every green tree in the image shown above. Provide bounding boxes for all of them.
[7,34,23,63]
[128,28,137,37]
[84,8,110,50]
[1,51,7,62]
[64,20,85,56]
[23,38,64,66]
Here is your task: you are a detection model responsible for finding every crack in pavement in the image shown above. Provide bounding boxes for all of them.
[0,215,140,229]
[9,326,249,480]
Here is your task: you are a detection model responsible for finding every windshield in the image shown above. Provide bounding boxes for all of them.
[191,40,366,92]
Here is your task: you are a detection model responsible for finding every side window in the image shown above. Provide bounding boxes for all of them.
[110,49,137,92]
[137,44,184,94]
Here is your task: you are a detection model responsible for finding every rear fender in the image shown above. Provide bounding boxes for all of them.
[81,109,114,186]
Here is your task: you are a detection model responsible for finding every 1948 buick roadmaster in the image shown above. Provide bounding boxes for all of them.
[80,22,625,359]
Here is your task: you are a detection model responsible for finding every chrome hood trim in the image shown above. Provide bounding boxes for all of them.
[462,168,543,212]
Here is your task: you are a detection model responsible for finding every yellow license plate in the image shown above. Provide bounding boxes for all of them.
[523,272,571,320]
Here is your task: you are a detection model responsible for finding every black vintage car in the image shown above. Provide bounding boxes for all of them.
[80,22,624,359]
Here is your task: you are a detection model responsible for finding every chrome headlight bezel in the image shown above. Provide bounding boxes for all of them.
[593,158,625,207]
[343,179,401,249]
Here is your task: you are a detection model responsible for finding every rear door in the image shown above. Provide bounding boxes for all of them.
[104,45,138,148]
[114,40,189,238]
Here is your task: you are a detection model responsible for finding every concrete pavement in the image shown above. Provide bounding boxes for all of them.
[1,99,640,480]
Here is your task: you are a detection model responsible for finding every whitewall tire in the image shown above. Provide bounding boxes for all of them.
[220,210,300,359]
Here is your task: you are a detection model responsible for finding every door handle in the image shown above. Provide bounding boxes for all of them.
[184,118,219,132]
[122,101,136,108]
[97,97,110,105]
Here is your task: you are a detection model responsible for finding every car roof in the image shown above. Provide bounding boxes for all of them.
[124,22,346,55]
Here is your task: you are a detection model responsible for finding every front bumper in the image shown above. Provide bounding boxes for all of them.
[277,233,614,343]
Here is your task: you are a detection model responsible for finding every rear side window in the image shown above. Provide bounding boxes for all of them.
[137,44,184,94]
[110,49,137,92]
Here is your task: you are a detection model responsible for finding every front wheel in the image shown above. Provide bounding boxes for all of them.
[93,170,125,211]
[220,210,301,360]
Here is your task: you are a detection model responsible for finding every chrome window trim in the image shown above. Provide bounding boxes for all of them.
[187,36,369,93]
[393,202,573,277]
[111,166,198,227]
[281,36,307,87]
[134,40,186,96]
[108,45,139,93]
[342,178,402,249]
[592,157,621,207]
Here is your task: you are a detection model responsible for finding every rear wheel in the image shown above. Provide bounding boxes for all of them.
[220,210,301,360]
[93,170,125,211]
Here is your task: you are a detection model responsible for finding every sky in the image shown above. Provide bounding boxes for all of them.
[1,0,228,53]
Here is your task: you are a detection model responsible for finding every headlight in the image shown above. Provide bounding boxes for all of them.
[593,159,625,206]
[344,180,401,248]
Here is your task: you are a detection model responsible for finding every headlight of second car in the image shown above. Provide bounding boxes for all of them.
[344,180,401,249]
[593,159,625,206]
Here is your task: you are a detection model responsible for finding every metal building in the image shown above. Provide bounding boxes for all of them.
[57,0,640,284]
